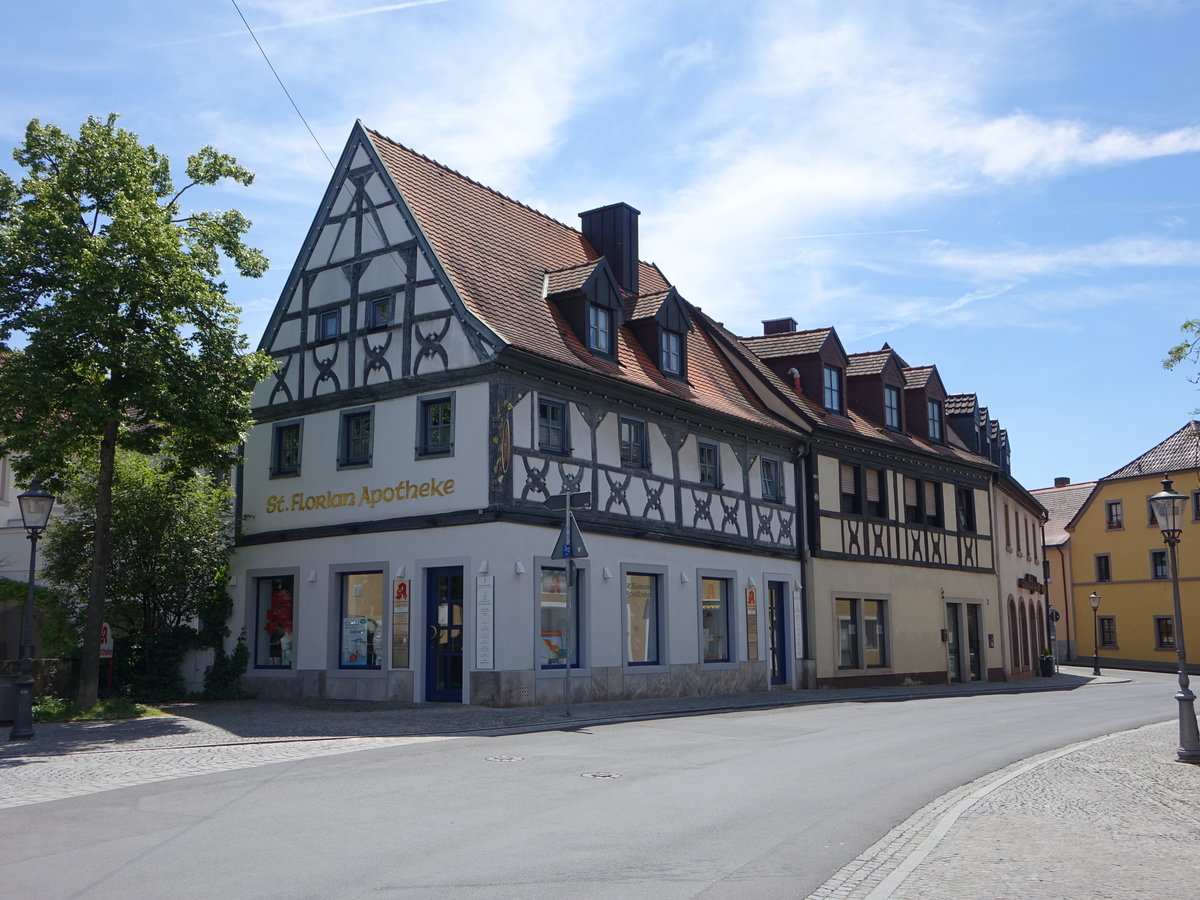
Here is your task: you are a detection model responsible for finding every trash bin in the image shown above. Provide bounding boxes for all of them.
[1039,657,1055,677]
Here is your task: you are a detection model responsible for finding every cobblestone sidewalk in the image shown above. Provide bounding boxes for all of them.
[807,721,1200,900]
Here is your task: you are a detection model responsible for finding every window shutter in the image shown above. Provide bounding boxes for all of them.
[904,477,918,507]
[866,469,881,503]
[840,463,856,494]
[924,481,938,516]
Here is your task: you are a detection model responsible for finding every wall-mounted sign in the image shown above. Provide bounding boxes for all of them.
[265,477,456,514]
[392,578,411,669]
[745,587,759,661]
[476,576,495,670]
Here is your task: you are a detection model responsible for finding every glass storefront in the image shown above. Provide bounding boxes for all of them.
[700,577,730,662]
[256,575,295,668]
[625,573,659,665]
[539,566,580,668]
[340,571,384,668]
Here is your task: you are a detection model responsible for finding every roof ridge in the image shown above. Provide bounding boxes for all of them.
[364,125,582,238]
[545,259,600,275]
[743,326,833,342]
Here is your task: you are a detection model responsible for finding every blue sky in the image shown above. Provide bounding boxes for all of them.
[3,1,1198,491]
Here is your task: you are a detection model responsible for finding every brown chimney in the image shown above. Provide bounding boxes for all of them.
[580,203,639,295]
[763,317,798,335]
[1054,477,1071,487]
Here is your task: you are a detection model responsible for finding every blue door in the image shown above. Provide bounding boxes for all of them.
[425,567,464,702]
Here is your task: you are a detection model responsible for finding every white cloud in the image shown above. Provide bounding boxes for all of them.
[928,236,1200,280]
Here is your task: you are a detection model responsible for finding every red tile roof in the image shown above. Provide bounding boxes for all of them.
[742,328,834,358]
[1103,421,1200,480]
[846,350,892,377]
[1031,481,1097,545]
[365,127,794,432]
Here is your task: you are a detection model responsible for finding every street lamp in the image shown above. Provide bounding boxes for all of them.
[1089,591,1101,677]
[8,477,56,742]
[1149,476,1200,765]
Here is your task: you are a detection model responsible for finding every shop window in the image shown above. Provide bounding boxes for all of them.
[619,417,647,468]
[317,309,339,342]
[700,577,731,663]
[418,394,454,457]
[538,398,568,454]
[367,296,392,329]
[271,421,302,477]
[761,457,783,502]
[339,571,383,668]
[338,407,373,468]
[255,576,295,668]
[1095,554,1112,583]
[865,467,887,518]
[927,400,943,442]
[698,441,719,487]
[1105,500,1123,530]
[660,329,682,375]
[588,304,612,354]
[1099,615,1117,648]
[823,365,843,413]
[837,597,889,669]
[956,486,976,533]
[863,599,888,667]
[1151,549,1169,580]
[839,462,861,514]
[1154,616,1175,650]
[624,572,660,665]
[884,385,902,431]
[539,566,581,669]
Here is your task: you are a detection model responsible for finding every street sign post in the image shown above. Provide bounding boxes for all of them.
[544,492,592,714]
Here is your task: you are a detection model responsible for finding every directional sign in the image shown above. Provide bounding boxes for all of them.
[545,492,592,512]
[551,516,589,559]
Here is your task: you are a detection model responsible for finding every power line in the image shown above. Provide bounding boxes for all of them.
[230,0,334,170]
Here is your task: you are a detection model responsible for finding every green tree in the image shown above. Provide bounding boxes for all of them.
[40,451,238,701]
[0,114,272,707]
[1165,319,1200,384]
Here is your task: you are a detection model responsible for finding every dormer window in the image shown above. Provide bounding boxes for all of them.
[588,304,612,354]
[823,365,843,413]
[927,400,943,442]
[885,386,902,430]
[661,330,682,375]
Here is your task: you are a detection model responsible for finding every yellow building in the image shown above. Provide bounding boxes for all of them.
[1066,422,1200,673]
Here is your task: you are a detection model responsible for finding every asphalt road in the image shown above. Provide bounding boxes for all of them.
[0,671,1182,899]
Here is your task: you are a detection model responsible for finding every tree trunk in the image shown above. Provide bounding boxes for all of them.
[76,419,118,709]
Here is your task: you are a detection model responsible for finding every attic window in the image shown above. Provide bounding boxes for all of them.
[588,304,612,354]
[927,400,943,442]
[884,386,902,431]
[823,365,844,414]
[660,330,682,375]
[317,309,339,342]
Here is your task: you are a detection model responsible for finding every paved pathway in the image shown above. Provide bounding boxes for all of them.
[3,667,1198,897]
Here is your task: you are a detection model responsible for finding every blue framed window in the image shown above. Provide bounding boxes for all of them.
[271,421,302,477]
[418,395,454,457]
[625,572,660,665]
[368,296,392,329]
[588,304,612,354]
[538,398,568,454]
[761,457,782,502]
[884,385,902,430]
[317,309,339,342]
[698,441,719,487]
[339,408,373,468]
[339,571,383,669]
[661,330,682,375]
[823,365,843,413]
[620,417,647,468]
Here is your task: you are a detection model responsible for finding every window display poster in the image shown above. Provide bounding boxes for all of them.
[342,616,369,666]
[476,575,494,669]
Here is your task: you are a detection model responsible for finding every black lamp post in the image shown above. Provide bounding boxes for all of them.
[1089,591,1101,677]
[8,477,56,742]
[1149,476,1200,765]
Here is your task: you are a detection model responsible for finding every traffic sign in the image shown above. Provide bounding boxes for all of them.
[545,492,592,511]
[551,516,589,559]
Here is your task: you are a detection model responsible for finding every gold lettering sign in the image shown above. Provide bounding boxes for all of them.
[265,477,456,514]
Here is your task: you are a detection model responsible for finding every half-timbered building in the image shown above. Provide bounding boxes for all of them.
[234,123,811,705]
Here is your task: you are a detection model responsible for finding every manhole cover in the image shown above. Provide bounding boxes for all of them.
[485,755,524,762]
[581,772,621,779]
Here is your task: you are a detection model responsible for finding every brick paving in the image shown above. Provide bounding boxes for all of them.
[5,667,1197,898]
